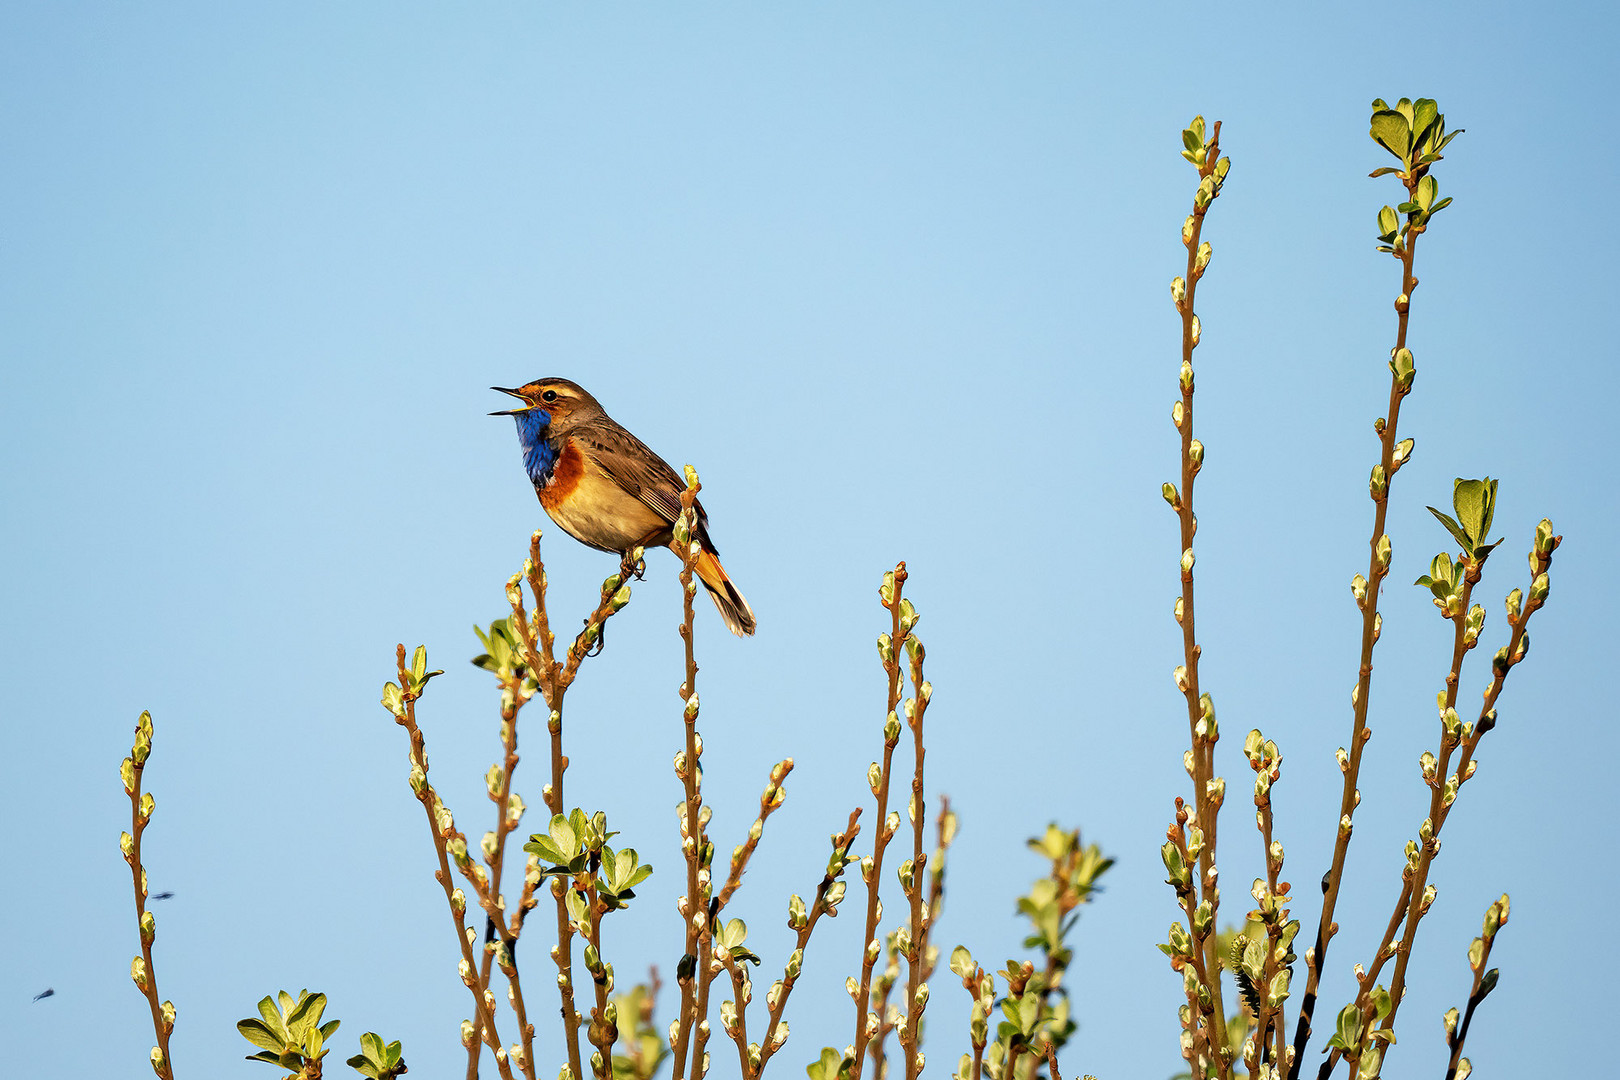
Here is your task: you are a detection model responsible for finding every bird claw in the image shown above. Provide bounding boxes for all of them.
[585,616,607,657]
[619,552,647,582]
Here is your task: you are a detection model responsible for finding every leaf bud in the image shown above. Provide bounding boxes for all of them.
[1529,573,1549,605]
[1535,518,1555,553]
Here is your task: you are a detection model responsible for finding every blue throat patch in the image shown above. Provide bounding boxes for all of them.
[512,408,556,485]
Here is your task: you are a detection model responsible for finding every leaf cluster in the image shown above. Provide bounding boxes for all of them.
[523,809,652,911]
[346,1033,407,1080]
[237,991,340,1078]
[1368,97,1462,177]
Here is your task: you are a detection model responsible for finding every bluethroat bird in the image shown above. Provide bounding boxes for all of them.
[492,378,757,637]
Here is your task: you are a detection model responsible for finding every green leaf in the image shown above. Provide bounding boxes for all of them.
[807,1048,845,1080]
[1415,174,1437,211]
[246,1050,296,1067]
[1327,1002,1362,1051]
[549,814,577,858]
[1369,109,1410,162]
[1376,205,1399,241]
[1427,507,1472,552]
[238,1018,288,1054]
[1451,477,1498,549]
[522,834,566,864]
[1411,98,1440,149]
[256,996,288,1038]
[285,991,326,1039]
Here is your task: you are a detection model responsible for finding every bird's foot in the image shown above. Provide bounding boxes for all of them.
[585,616,607,657]
[619,551,647,582]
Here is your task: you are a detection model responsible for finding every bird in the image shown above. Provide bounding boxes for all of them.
[492,378,756,637]
[32,989,53,1002]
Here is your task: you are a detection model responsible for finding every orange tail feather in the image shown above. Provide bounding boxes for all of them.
[693,549,756,637]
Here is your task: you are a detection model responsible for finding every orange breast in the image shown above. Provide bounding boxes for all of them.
[538,439,586,511]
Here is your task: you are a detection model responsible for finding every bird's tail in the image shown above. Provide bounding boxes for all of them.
[693,549,756,636]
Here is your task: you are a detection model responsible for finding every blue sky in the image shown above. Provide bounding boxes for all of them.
[2,4,1614,1078]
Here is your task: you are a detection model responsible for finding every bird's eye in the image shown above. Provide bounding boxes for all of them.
[542,390,558,403]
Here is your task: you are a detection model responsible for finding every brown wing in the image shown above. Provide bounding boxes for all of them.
[572,416,712,535]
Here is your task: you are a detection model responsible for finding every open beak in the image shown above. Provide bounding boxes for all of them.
[489,386,531,416]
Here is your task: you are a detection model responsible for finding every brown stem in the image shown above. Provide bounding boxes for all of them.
[1374,546,1553,1049]
[393,647,516,1080]
[1170,119,1231,1076]
[717,761,795,911]
[719,952,755,1077]
[1444,914,1502,1080]
[670,483,708,1080]
[123,714,175,1080]
[851,563,910,1077]
[755,812,862,1075]
[582,872,618,1080]
[899,642,932,1080]
[470,678,539,1080]
[506,532,633,1080]
[1290,176,1424,1080]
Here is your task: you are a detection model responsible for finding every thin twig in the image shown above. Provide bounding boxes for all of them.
[1166,116,1232,1077]
[1291,160,1426,1080]
[469,672,539,1080]
[121,711,176,1080]
[670,478,709,1080]
[1444,895,1507,1080]
[898,625,934,1080]
[851,563,912,1077]
[392,646,516,1080]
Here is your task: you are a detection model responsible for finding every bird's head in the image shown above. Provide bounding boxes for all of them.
[490,378,603,435]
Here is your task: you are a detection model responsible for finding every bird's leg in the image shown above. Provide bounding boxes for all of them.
[623,533,662,581]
